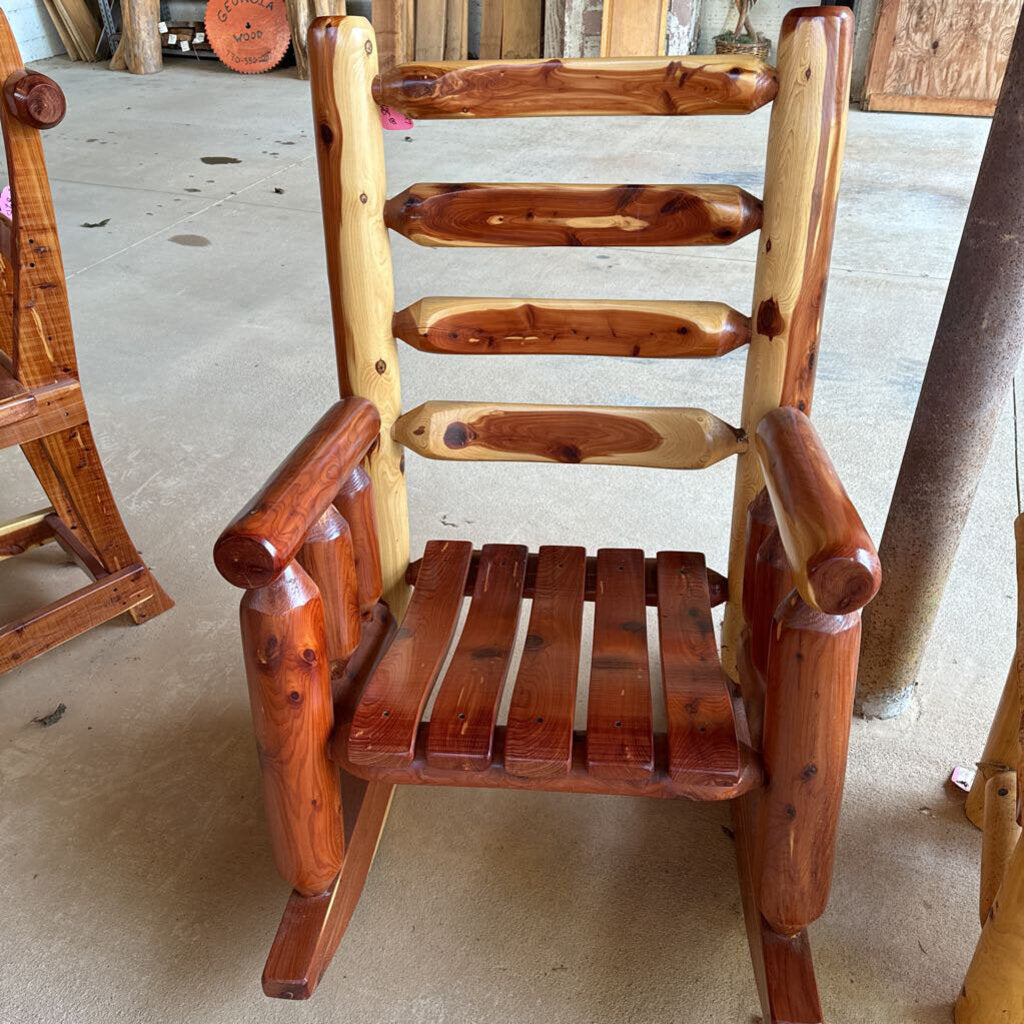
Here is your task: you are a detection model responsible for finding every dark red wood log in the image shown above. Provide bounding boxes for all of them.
[298,505,361,663]
[742,488,776,628]
[333,465,383,616]
[756,406,880,615]
[750,527,792,678]
[240,561,343,896]
[372,55,778,119]
[755,590,861,935]
[215,398,380,589]
[385,182,763,248]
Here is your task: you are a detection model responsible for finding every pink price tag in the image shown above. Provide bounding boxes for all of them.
[380,105,413,131]
[0,185,11,219]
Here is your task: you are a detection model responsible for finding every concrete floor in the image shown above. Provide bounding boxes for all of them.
[0,56,1010,1024]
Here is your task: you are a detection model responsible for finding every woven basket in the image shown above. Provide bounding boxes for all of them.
[714,32,771,61]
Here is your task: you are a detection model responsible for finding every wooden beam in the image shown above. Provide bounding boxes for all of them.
[415,0,446,59]
[393,401,747,469]
[501,0,541,57]
[0,506,56,559]
[393,297,751,357]
[0,379,85,448]
[385,182,762,248]
[373,54,778,118]
[0,565,151,673]
[443,0,468,59]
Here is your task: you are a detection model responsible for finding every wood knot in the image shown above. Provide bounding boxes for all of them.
[375,358,386,374]
[364,40,373,54]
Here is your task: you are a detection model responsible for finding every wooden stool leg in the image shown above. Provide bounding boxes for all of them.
[21,423,173,622]
[980,771,1021,925]
[263,775,395,999]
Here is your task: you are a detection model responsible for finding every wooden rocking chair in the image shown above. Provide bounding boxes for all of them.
[214,8,878,1019]
[0,11,172,673]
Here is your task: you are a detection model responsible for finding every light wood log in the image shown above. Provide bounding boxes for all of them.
[967,512,1024,826]
[981,771,1020,926]
[415,0,445,59]
[957,831,1024,1022]
[215,399,380,590]
[723,6,853,678]
[393,297,751,358]
[122,0,162,74]
[600,0,668,57]
[309,17,410,619]
[755,406,880,615]
[393,401,747,470]
[756,591,861,935]
[384,182,763,247]
[240,562,343,897]
[298,505,361,662]
[333,465,383,616]
[372,54,778,118]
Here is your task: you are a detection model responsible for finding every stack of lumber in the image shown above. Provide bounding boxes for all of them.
[413,0,541,60]
[43,0,100,61]
[160,22,214,55]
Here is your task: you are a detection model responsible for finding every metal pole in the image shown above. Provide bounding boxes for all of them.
[855,11,1024,719]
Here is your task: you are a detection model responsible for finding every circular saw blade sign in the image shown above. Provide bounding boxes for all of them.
[206,0,291,74]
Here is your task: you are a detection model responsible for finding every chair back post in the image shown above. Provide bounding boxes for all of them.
[309,16,410,620]
[722,6,853,680]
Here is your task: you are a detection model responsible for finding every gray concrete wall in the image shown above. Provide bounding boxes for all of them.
[8,0,65,60]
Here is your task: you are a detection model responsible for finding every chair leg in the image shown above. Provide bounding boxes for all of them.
[21,424,172,622]
[262,773,395,999]
[734,792,824,1024]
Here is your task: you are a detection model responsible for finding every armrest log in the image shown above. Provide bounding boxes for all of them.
[215,398,380,589]
[755,407,880,615]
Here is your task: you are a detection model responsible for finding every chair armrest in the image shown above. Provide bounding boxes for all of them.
[214,397,380,589]
[755,407,880,615]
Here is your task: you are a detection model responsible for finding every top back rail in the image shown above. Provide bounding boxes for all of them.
[308,8,854,636]
[373,55,779,119]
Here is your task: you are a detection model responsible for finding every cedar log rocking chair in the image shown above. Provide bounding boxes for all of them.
[214,8,879,1020]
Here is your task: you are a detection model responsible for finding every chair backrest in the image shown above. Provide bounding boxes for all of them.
[307,6,854,675]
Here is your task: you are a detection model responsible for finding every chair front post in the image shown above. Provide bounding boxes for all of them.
[755,589,860,935]
[240,561,344,897]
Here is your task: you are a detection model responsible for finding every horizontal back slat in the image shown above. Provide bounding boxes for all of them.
[393,401,747,469]
[372,55,778,119]
[385,183,762,248]
[393,297,751,358]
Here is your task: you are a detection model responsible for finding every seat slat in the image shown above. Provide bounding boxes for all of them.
[406,548,729,608]
[426,544,528,770]
[348,539,472,768]
[393,401,746,470]
[657,551,742,783]
[505,545,587,778]
[586,548,654,780]
[384,183,762,248]
[393,298,751,358]
[372,55,778,119]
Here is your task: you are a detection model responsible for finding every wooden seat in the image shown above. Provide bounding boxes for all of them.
[336,541,756,798]
[214,10,883,1019]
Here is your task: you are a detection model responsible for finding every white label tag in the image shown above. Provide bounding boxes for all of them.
[158,20,167,32]
[194,32,205,42]
[166,33,177,43]
[179,39,190,50]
